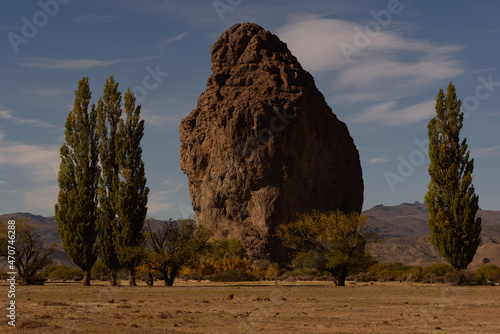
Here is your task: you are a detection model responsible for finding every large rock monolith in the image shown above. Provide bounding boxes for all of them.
[180,23,363,262]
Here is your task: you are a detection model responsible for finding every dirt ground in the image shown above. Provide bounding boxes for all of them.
[1,280,499,333]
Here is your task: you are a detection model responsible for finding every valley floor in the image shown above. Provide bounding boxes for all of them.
[1,280,499,333]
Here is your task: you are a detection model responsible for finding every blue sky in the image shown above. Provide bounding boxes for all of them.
[1,0,499,219]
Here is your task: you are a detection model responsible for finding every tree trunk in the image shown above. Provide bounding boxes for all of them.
[334,267,347,286]
[128,267,137,286]
[83,269,91,286]
[167,267,178,286]
[110,269,118,286]
[146,273,154,286]
[162,270,170,286]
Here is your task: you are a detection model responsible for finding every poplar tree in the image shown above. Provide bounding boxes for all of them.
[425,82,481,272]
[96,76,122,286]
[115,89,149,286]
[55,77,99,286]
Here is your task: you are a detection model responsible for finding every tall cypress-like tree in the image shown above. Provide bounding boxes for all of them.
[96,76,122,286]
[115,89,149,286]
[55,77,99,286]
[425,82,481,272]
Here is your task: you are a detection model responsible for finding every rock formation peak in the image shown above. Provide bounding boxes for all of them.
[180,23,363,261]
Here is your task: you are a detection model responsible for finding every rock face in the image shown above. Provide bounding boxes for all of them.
[180,23,363,262]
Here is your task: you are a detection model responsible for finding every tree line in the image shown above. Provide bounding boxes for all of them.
[55,76,149,286]
[0,81,483,287]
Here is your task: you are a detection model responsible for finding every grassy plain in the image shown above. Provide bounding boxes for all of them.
[1,280,499,333]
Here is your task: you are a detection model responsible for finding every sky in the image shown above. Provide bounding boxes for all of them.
[1,0,499,219]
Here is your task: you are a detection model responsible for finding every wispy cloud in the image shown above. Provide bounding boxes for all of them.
[470,146,500,158]
[73,14,120,25]
[367,157,390,165]
[18,58,127,70]
[353,100,435,126]
[141,108,182,129]
[0,108,56,128]
[0,133,60,214]
[147,181,191,218]
[276,17,464,123]
[159,32,188,48]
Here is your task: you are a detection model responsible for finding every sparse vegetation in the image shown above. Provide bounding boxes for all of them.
[209,269,258,282]
[40,265,83,281]
[476,264,500,283]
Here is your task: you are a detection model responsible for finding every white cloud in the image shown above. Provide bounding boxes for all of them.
[367,157,390,165]
[0,132,60,214]
[159,32,188,48]
[147,182,191,218]
[141,108,181,129]
[276,17,464,123]
[0,108,56,128]
[470,146,500,158]
[24,184,59,213]
[19,58,127,70]
[0,141,60,182]
[353,99,435,126]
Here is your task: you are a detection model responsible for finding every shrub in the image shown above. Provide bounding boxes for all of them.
[40,265,83,281]
[476,264,500,283]
[445,271,483,286]
[423,263,454,277]
[196,238,251,276]
[368,262,422,281]
[91,259,110,281]
[209,269,258,282]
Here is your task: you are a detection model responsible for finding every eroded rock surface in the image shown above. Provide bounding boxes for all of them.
[180,23,363,261]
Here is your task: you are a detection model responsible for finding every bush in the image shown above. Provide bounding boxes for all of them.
[421,274,445,284]
[40,265,83,281]
[209,269,258,282]
[91,259,110,281]
[368,263,422,281]
[195,238,251,276]
[423,263,454,277]
[445,271,483,286]
[476,264,500,283]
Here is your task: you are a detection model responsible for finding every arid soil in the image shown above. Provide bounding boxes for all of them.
[2,281,499,333]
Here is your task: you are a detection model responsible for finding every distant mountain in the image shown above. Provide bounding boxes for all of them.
[2,203,500,270]
[0,212,74,268]
[364,202,500,269]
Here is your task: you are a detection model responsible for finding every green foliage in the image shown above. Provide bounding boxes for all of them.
[91,258,110,281]
[197,238,251,275]
[55,77,99,286]
[476,264,500,283]
[144,218,211,286]
[115,89,149,286]
[368,263,423,281]
[209,269,259,282]
[41,265,83,281]
[96,76,122,285]
[425,82,481,271]
[277,210,379,286]
[422,263,454,277]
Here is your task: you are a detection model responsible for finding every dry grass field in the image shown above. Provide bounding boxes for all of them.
[1,280,499,333]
